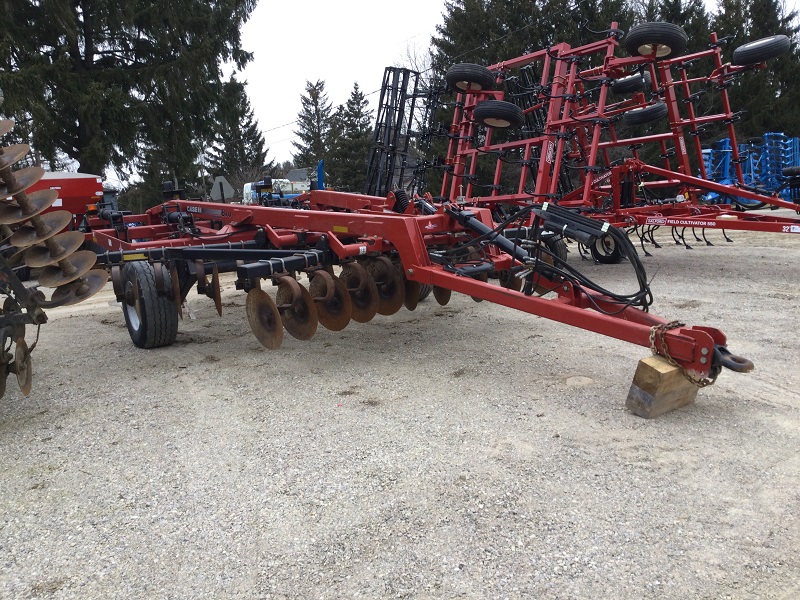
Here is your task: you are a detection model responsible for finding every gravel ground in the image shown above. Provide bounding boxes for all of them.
[1,224,799,599]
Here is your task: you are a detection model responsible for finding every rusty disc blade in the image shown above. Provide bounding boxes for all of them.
[433,286,451,306]
[366,256,405,316]
[8,209,73,246]
[404,279,420,311]
[470,272,489,302]
[0,166,45,198]
[46,269,109,307]
[171,265,183,320]
[36,250,96,288]
[14,339,32,396]
[309,272,352,331]
[0,189,61,226]
[498,270,523,292]
[0,144,31,170]
[211,265,222,316]
[340,262,379,323]
[22,230,85,267]
[246,288,283,350]
[0,119,15,137]
[276,279,318,340]
[0,351,12,400]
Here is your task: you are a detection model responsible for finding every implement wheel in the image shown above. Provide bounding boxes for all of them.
[622,101,668,126]
[611,71,652,95]
[473,100,524,129]
[624,22,688,60]
[122,261,179,348]
[732,35,790,65]
[445,63,495,92]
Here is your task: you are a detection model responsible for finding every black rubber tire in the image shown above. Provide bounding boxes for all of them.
[622,101,668,126]
[122,261,179,348]
[418,284,433,301]
[782,165,800,177]
[445,63,495,92]
[624,22,688,60]
[732,35,790,65]
[473,100,524,129]
[611,71,652,95]
[590,235,623,264]
[545,237,568,263]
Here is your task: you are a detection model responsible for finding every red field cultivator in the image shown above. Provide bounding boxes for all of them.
[436,22,800,262]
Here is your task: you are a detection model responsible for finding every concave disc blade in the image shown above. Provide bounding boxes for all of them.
[0,144,31,170]
[0,189,60,225]
[212,266,222,316]
[0,119,15,137]
[23,230,85,267]
[0,166,45,198]
[47,269,109,307]
[276,280,318,340]
[14,339,32,396]
[433,286,451,306]
[309,272,352,331]
[246,288,283,350]
[340,262,379,323]
[8,209,73,246]
[404,279,420,311]
[366,256,405,316]
[171,265,183,320]
[36,250,97,288]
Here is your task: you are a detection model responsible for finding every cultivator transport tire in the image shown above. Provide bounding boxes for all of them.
[445,63,496,92]
[121,261,179,349]
[611,71,652,95]
[545,237,568,263]
[622,101,668,126]
[782,166,800,177]
[624,22,688,60]
[732,35,790,65]
[417,284,433,301]
[473,100,524,129]
[590,235,624,264]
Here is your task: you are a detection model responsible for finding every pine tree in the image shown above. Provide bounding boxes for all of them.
[205,77,273,195]
[0,0,257,178]
[326,83,373,191]
[292,80,332,168]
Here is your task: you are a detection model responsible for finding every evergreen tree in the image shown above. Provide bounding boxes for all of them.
[292,80,332,168]
[0,0,257,178]
[657,0,710,52]
[326,83,373,192]
[205,76,273,194]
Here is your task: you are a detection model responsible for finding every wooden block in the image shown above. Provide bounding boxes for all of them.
[626,355,700,418]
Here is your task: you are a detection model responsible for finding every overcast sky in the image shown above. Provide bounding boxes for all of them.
[238,0,447,165]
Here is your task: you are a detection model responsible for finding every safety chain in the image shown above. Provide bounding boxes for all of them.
[649,320,718,388]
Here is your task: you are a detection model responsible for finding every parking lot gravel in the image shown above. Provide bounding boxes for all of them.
[1,224,799,599]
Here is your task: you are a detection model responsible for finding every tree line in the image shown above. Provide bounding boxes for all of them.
[1,0,797,209]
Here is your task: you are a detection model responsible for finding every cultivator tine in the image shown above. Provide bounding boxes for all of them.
[433,286,452,306]
[365,255,405,316]
[275,275,318,340]
[308,269,352,331]
[339,261,379,323]
[723,229,733,243]
[648,226,662,249]
[701,229,713,246]
[245,288,283,349]
[635,226,653,257]
[211,265,222,317]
